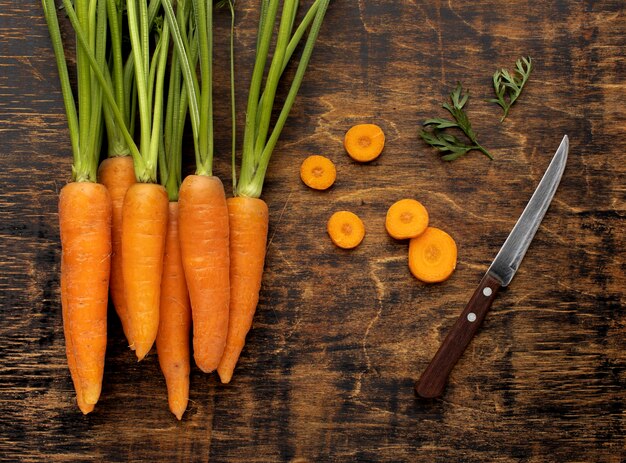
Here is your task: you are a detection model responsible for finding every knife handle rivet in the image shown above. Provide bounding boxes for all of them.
[467,312,477,322]
[482,287,493,297]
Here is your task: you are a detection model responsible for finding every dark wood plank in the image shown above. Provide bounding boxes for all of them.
[0,0,624,462]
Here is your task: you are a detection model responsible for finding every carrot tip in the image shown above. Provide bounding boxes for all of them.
[217,368,233,384]
[78,402,95,415]
[171,405,186,421]
[82,387,100,405]
[135,344,152,361]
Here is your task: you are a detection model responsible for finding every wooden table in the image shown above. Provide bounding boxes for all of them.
[1,1,624,461]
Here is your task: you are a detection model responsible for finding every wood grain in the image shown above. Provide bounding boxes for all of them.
[1,0,624,461]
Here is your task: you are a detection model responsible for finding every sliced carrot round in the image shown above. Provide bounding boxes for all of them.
[327,211,365,249]
[385,199,429,240]
[408,227,457,283]
[300,155,336,190]
[344,124,385,162]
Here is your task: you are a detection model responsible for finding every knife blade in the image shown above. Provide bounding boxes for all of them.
[415,135,569,399]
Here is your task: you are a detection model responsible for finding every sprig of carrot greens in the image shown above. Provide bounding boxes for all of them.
[420,82,493,161]
[490,56,533,122]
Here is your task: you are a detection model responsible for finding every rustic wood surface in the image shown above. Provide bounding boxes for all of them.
[1,1,624,461]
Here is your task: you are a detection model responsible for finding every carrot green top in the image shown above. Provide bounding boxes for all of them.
[161,0,215,178]
[42,0,108,183]
[159,1,197,202]
[43,0,172,184]
[235,0,330,198]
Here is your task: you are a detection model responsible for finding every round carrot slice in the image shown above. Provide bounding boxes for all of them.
[385,199,429,240]
[327,211,365,249]
[300,155,336,190]
[344,124,385,162]
[408,227,457,283]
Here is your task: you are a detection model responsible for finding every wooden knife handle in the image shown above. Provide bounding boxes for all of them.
[415,273,502,399]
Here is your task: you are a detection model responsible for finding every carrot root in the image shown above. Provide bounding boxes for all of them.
[59,182,111,408]
[178,175,230,373]
[98,156,136,347]
[157,202,191,420]
[122,183,169,360]
[217,197,269,384]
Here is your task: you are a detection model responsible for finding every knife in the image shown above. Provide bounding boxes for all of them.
[415,135,569,399]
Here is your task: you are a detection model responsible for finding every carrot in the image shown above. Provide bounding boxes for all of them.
[177,175,230,373]
[344,123,385,162]
[118,0,171,361]
[122,183,169,360]
[208,0,330,382]
[217,197,269,383]
[97,156,136,346]
[59,182,112,406]
[385,198,429,240]
[164,2,231,373]
[327,210,366,249]
[155,10,193,418]
[300,155,336,190]
[408,227,457,283]
[156,202,191,419]
[43,0,117,412]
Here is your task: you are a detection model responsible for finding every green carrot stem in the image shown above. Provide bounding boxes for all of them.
[161,0,201,164]
[253,0,297,159]
[238,0,329,198]
[147,20,171,176]
[239,0,280,188]
[74,0,92,177]
[227,0,237,194]
[194,0,214,176]
[61,0,145,177]
[41,0,80,173]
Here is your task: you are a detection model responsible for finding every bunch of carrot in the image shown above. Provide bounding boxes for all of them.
[43,0,330,419]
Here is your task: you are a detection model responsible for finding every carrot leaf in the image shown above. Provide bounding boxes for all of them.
[489,56,533,122]
[420,82,493,161]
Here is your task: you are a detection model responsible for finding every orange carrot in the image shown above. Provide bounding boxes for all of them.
[156,202,191,420]
[122,182,169,360]
[408,227,457,283]
[327,210,366,249]
[217,197,269,384]
[385,198,429,240]
[300,155,336,190]
[59,182,111,407]
[97,156,136,346]
[178,175,230,373]
[344,124,385,162]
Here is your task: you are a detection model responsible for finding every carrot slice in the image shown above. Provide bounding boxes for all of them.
[327,211,365,249]
[408,227,457,283]
[344,124,385,162]
[300,155,336,190]
[385,199,429,240]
